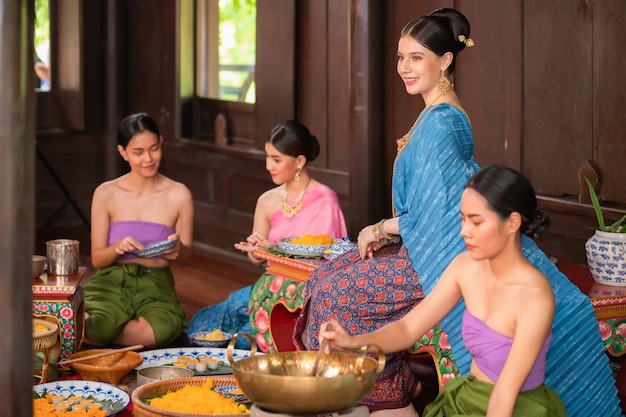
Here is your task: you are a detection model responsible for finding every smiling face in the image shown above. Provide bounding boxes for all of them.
[397,35,450,104]
[265,142,301,185]
[118,130,162,177]
[459,188,512,261]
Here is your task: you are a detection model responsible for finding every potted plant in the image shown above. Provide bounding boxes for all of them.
[584,177,626,286]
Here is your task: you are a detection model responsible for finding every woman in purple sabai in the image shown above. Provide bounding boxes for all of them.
[84,112,194,349]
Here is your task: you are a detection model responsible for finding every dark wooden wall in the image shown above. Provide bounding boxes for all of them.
[33,0,626,266]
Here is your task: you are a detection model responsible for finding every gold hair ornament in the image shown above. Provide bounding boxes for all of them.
[458,35,474,47]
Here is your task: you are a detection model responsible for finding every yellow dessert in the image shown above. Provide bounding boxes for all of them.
[33,324,48,334]
[196,329,224,341]
[291,234,334,245]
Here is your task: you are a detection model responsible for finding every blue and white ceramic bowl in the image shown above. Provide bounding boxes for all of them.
[187,330,233,348]
[323,239,358,260]
[278,237,338,257]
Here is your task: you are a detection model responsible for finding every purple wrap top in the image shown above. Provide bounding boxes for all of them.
[462,309,552,391]
[109,220,175,260]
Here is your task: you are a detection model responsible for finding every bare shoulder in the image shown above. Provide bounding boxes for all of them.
[171,179,193,199]
[257,186,282,205]
[449,251,475,271]
[93,177,122,199]
[159,176,192,200]
[442,252,475,282]
[525,264,554,299]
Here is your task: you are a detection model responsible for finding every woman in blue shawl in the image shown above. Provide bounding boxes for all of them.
[293,8,620,417]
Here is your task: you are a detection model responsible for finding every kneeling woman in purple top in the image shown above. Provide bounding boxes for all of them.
[84,113,194,349]
[320,165,566,417]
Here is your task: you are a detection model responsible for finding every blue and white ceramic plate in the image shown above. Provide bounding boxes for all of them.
[133,238,177,258]
[137,347,251,374]
[278,237,339,257]
[33,380,130,416]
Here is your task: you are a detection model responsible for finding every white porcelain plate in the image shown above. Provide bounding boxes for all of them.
[33,380,130,416]
[133,238,177,258]
[278,237,339,257]
[137,347,252,374]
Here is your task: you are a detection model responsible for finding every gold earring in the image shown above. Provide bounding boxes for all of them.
[437,71,454,95]
[295,166,302,181]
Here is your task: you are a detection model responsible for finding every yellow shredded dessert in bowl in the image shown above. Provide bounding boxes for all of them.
[291,234,334,245]
[196,329,225,341]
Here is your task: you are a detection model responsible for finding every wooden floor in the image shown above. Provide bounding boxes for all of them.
[169,251,262,322]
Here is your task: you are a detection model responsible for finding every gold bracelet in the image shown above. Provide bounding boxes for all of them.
[378,219,394,240]
[247,251,265,265]
[373,219,394,242]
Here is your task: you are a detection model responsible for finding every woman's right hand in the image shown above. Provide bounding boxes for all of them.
[114,236,144,256]
[234,232,268,253]
[319,320,356,352]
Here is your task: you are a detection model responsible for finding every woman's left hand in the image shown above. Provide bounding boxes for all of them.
[161,233,180,261]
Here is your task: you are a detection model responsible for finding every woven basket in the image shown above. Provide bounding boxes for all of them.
[68,349,144,385]
[32,318,59,351]
[132,376,249,417]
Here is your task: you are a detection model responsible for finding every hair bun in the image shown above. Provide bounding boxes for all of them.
[524,210,551,239]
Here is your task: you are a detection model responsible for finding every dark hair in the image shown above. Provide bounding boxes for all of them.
[400,8,471,75]
[266,120,320,162]
[117,113,161,148]
[465,164,550,238]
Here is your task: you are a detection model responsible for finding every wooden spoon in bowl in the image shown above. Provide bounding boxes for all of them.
[58,344,143,367]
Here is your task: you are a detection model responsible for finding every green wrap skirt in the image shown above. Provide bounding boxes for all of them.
[84,263,187,346]
[423,375,567,417]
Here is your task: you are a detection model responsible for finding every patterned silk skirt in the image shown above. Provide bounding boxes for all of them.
[293,243,423,410]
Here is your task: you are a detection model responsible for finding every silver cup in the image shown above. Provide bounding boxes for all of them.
[46,239,80,275]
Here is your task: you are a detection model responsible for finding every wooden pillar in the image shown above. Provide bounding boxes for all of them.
[349,0,385,230]
[0,0,37,414]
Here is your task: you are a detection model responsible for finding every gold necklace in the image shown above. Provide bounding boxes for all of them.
[281,178,311,218]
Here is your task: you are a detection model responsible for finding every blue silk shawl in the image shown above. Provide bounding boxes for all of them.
[394,104,620,417]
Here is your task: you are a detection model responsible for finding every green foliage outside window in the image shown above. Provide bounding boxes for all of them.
[218,0,256,103]
[34,0,49,54]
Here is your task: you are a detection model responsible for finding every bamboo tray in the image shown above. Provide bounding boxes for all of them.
[132,376,249,417]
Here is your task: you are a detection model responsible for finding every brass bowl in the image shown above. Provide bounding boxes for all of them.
[227,334,385,415]
[32,255,46,279]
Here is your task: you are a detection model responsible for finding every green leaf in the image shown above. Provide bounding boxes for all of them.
[608,214,626,233]
[585,177,606,231]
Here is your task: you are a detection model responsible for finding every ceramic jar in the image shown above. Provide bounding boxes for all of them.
[585,230,626,286]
